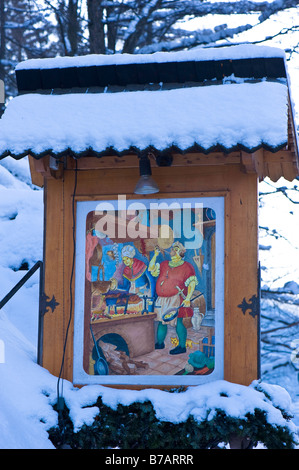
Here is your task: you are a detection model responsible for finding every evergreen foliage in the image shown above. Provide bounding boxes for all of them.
[48,392,297,450]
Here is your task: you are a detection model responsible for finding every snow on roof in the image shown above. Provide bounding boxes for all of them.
[15,44,285,71]
[0,80,288,159]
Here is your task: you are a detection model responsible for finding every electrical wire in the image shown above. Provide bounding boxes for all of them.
[57,159,78,415]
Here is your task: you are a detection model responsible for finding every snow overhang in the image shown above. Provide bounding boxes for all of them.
[0,80,290,160]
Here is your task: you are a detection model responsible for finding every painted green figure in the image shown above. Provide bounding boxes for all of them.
[155,318,188,354]
[149,241,198,355]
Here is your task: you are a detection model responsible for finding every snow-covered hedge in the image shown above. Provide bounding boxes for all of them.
[49,380,298,449]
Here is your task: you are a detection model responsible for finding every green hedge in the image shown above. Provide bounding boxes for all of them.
[48,394,297,449]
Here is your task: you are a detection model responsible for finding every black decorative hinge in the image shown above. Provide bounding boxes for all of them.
[40,292,59,316]
[238,295,259,318]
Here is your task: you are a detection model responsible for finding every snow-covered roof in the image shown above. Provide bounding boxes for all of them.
[0,80,288,159]
[15,44,287,93]
[0,44,294,161]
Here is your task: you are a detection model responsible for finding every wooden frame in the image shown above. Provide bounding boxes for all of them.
[41,159,259,387]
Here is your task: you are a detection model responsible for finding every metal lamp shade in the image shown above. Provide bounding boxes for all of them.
[134,174,159,194]
[134,154,159,194]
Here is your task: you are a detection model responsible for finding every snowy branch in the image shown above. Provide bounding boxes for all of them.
[260,184,299,204]
[259,226,298,247]
[261,320,299,335]
[138,23,254,53]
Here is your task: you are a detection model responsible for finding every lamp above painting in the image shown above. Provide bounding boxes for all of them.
[134,151,173,195]
[134,153,159,195]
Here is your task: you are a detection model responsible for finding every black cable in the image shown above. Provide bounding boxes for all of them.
[57,159,78,417]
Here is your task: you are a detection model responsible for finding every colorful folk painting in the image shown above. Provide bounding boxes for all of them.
[79,198,219,382]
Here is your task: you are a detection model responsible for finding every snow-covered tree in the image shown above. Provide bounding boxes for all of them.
[258,180,299,399]
[2,0,299,98]
[0,0,55,99]
[79,0,299,54]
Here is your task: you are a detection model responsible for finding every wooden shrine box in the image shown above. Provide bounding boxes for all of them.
[0,45,298,389]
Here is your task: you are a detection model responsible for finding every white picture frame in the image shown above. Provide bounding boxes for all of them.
[73,196,224,386]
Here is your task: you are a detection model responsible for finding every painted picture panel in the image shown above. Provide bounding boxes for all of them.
[73,197,224,385]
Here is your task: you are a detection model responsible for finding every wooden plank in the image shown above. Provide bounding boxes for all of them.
[72,164,239,196]
[241,152,256,174]
[42,172,77,382]
[241,148,299,181]
[286,99,299,179]
[288,94,299,163]
[67,152,241,171]
[255,150,265,182]
[263,149,293,163]
[33,155,49,173]
[28,155,44,187]
[60,171,77,382]
[42,178,65,377]
[30,154,64,180]
[281,162,298,182]
[264,148,298,181]
[266,162,284,182]
[241,150,264,181]
[172,152,241,166]
[223,170,259,385]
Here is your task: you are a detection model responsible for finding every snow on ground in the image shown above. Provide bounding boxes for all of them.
[0,310,57,449]
[0,301,298,449]
[0,158,57,448]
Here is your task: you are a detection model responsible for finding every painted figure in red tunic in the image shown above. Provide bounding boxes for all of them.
[149,241,198,354]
